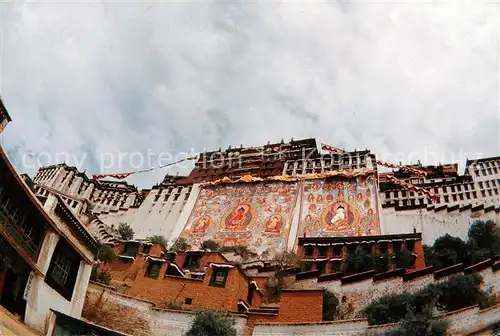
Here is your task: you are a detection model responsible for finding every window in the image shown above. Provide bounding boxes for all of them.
[332,245,343,257]
[479,182,484,188]
[304,246,315,257]
[318,246,327,257]
[316,261,326,274]
[45,240,81,300]
[146,261,162,279]
[481,190,486,197]
[406,240,415,252]
[486,181,490,188]
[331,261,342,273]
[122,243,139,257]
[184,298,193,305]
[183,253,203,270]
[142,244,151,255]
[209,268,228,287]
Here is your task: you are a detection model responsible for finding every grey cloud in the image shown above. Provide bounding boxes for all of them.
[1,1,499,187]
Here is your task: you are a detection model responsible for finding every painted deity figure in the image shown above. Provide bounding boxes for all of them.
[331,206,346,224]
[193,216,210,233]
[265,214,282,234]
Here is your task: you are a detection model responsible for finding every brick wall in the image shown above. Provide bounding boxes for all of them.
[278,290,323,323]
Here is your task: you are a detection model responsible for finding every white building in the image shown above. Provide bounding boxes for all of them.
[0,147,98,334]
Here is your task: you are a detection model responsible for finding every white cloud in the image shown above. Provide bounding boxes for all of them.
[1,0,499,187]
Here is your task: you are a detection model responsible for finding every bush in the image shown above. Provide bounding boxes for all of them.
[343,250,374,274]
[201,239,220,251]
[185,310,236,336]
[118,223,134,240]
[395,248,413,269]
[97,244,116,264]
[428,234,468,269]
[363,292,413,325]
[468,220,500,257]
[147,235,168,249]
[478,292,497,309]
[390,309,448,336]
[434,274,483,311]
[170,238,190,252]
[90,266,111,285]
[322,290,339,321]
[374,252,390,273]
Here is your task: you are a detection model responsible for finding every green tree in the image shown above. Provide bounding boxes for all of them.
[184,310,236,336]
[118,223,134,240]
[363,292,413,325]
[395,248,413,269]
[169,238,190,252]
[429,234,468,269]
[322,290,339,321]
[390,308,448,336]
[147,235,168,249]
[374,251,390,273]
[97,244,116,264]
[201,239,220,251]
[434,274,484,311]
[467,220,500,260]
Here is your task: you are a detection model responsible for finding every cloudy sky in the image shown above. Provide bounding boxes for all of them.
[1,0,499,187]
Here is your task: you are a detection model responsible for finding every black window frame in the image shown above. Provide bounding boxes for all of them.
[141,244,151,255]
[45,240,81,301]
[145,261,162,279]
[209,268,229,287]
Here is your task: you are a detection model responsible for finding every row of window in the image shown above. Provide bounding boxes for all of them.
[145,260,229,287]
[35,168,58,182]
[303,240,416,258]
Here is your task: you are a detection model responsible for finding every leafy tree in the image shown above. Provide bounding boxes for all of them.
[322,290,339,321]
[363,292,413,325]
[434,274,484,311]
[374,252,390,273]
[343,249,374,274]
[169,238,190,252]
[390,307,448,336]
[428,234,468,269]
[201,239,220,251]
[423,244,433,266]
[118,223,134,240]
[97,244,116,264]
[184,310,236,336]
[467,220,500,259]
[90,266,111,285]
[395,248,413,269]
[147,235,168,249]
[266,251,300,301]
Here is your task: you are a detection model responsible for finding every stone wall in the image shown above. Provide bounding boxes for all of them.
[252,303,500,336]
[291,260,500,320]
[85,283,248,336]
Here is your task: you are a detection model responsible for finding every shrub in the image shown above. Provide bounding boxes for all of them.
[390,309,448,336]
[322,290,339,321]
[97,244,116,264]
[478,292,497,309]
[90,266,111,285]
[169,238,190,252]
[118,223,134,240]
[185,310,236,336]
[147,235,168,249]
[201,239,220,251]
[363,292,413,325]
[468,220,500,257]
[374,252,391,273]
[395,248,413,269]
[434,274,483,311]
[429,234,468,269]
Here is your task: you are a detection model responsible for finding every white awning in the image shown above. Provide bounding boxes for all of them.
[330,258,343,261]
[392,239,404,242]
[332,243,344,246]
[169,263,185,276]
[118,255,135,260]
[315,258,328,262]
[147,256,166,262]
[377,240,390,243]
[303,243,316,246]
[209,263,235,269]
[317,243,330,246]
[346,241,359,245]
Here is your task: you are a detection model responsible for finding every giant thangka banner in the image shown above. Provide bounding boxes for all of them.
[298,176,380,238]
[180,182,299,256]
